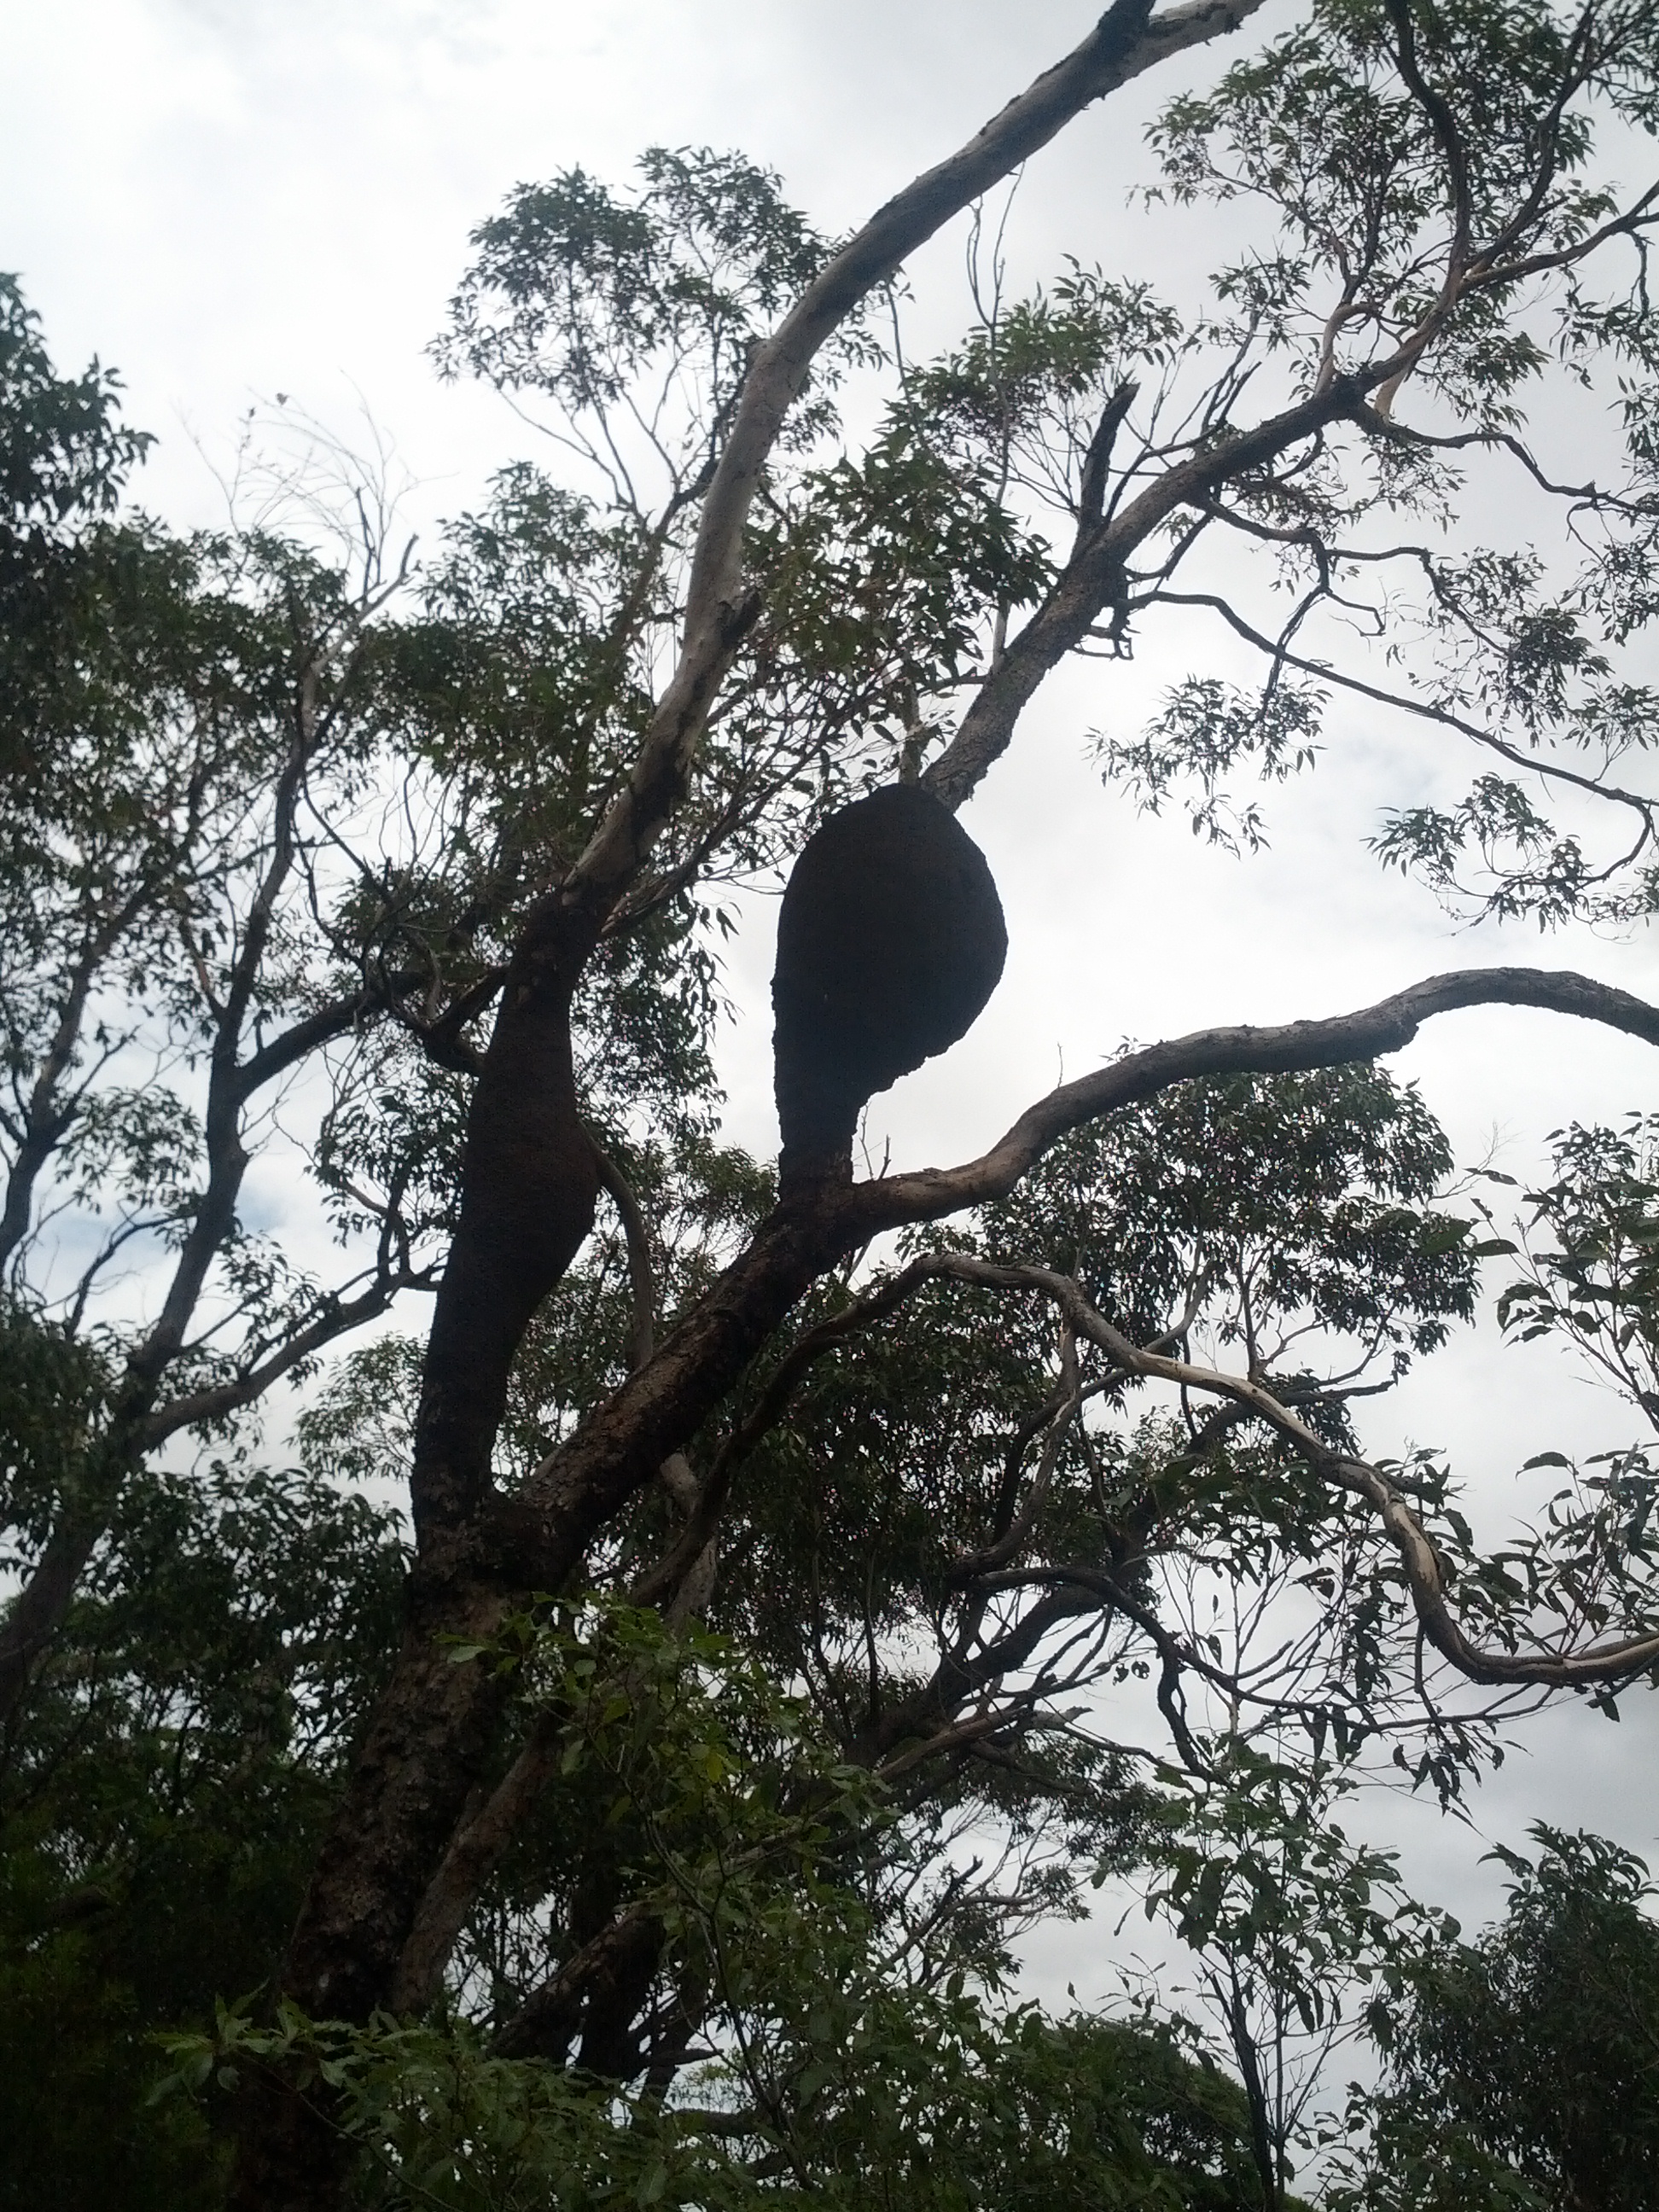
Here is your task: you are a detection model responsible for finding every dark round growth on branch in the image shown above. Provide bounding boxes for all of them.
[772,783,1007,1185]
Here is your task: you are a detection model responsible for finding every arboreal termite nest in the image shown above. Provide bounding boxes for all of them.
[771,783,1007,1187]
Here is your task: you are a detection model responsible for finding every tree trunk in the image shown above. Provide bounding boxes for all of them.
[225,1182,856,2207]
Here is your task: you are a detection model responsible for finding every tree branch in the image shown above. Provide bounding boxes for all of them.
[490,1904,661,2064]
[928,1253,1659,1692]
[1151,585,1659,857]
[1378,0,1473,372]
[857,969,1659,1231]
[391,1704,568,2017]
[513,966,1659,1604]
[234,982,399,1103]
[562,0,1268,911]
[137,1264,433,1451]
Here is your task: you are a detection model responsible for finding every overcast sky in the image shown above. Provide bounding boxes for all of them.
[7,0,1659,1983]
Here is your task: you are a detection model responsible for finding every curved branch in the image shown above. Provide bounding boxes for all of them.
[925,1252,1659,1692]
[562,0,1268,908]
[1353,404,1650,515]
[523,968,1659,1609]
[232,982,399,1105]
[857,969,1659,1232]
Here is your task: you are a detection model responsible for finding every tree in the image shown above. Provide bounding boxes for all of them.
[0,1441,405,2212]
[0,270,731,1725]
[1335,1825,1659,2210]
[8,2,1659,2205]
[0,276,437,1716]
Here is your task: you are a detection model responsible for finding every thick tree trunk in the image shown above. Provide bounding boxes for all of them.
[225,1189,855,2208]
[225,1583,512,2212]
[275,919,602,2010]
[409,905,602,1538]
[225,875,861,2207]
[227,909,602,2208]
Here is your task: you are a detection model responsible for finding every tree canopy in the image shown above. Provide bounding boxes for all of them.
[5,3,1659,2208]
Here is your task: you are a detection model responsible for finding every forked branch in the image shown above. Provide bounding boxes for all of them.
[922,1253,1659,1692]
[560,0,1269,918]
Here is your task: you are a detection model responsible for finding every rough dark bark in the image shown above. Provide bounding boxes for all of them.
[410,907,601,1539]
[227,911,603,2211]
[225,1585,514,2211]
[492,1906,664,2064]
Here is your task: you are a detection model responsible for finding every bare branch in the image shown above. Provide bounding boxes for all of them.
[523,967,1659,1618]
[859,969,1659,1233]
[234,982,399,1104]
[138,1264,434,1451]
[1374,0,1473,417]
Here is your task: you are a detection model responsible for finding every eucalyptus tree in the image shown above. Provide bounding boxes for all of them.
[212,0,1659,2200]
[9,0,1659,2203]
[1332,1825,1659,2210]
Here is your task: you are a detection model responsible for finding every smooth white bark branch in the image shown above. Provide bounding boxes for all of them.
[861,967,1659,1229]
